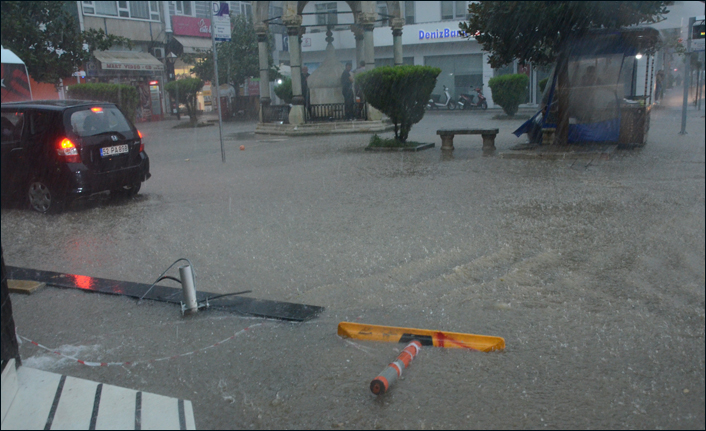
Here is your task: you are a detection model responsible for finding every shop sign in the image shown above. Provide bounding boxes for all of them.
[103,63,164,71]
[418,28,474,40]
[172,15,211,37]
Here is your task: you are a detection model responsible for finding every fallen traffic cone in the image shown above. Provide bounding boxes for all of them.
[370,340,422,395]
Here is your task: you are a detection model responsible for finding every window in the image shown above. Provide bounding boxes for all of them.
[404,1,415,24]
[28,111,53,137]
[316,2,337,26]
[1,111,24,144]
[175,0,194,16]
[241,2,252,19]
[376,1,388,27]
[82,1,160,20]
[96,1,118,16]
[441,1,467,20]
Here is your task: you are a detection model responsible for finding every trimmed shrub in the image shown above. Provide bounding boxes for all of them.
[274,77,293,104]
[488,73,529,116]
[66,83,139,121]
[356,65,441,143]
[165,78,204,123]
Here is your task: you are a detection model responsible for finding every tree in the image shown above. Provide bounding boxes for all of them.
[356,66,440,143]
[460,1,669,144]
[165,78,204,123]
[185,14,278,88]
[0,1,130,84]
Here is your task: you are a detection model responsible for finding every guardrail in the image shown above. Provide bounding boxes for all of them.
[306,103,367,122]
[262,104,291,123]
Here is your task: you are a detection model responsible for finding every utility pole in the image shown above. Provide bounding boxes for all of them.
[211,2,225,162]
[680,17,695,135]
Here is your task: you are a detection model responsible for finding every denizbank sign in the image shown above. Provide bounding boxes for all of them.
[418,27,470,40]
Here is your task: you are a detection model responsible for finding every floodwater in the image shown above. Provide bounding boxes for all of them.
[2,89,704,429]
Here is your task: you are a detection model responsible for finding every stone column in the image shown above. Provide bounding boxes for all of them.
[255,24,271,123]
[391,18,405,66]
[359,13,382,120]
[351,24,365,67]
[283,14,305,125]
[362,21,375,70]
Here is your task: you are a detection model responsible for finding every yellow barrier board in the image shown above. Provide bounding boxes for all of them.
[337,322,505,352]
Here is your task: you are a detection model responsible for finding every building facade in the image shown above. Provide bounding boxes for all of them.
[73,1,255,121]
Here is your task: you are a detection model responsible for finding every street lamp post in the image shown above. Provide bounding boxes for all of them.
[166,52,180,120]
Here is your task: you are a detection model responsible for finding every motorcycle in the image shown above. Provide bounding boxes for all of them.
[457,87,488,110]
[426,85,456,110]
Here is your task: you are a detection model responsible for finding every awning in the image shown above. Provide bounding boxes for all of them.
[92,51,164,72]
[2,46,26,65]
[173,36,213,54]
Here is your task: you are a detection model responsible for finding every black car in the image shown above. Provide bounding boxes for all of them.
[1,100,150,213]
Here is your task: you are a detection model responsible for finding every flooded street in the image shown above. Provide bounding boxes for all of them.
[2,93,704,429]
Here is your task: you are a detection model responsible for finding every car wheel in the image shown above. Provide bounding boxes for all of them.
[27,179,64,214]
[113,182,141,198]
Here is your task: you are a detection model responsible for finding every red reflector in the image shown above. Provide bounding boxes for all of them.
[91,107,103,113]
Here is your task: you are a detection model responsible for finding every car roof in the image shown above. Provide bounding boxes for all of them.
[1,100,116,111]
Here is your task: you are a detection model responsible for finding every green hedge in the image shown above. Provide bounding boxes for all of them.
[274,77,293,104]
[66,83,139,122]
[488,73,529,116]
[356,65,440,143]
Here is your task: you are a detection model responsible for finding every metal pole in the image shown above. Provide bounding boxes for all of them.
[211,2,225,163]
[680,17,694,135]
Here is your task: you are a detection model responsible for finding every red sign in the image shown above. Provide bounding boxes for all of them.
[247,79,260,96]
[172,15,211,37]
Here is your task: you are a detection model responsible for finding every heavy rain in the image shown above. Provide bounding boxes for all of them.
[1,1,705,429]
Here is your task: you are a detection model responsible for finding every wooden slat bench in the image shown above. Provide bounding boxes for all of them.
[436,128,499,151]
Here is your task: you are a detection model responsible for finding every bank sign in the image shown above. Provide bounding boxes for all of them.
[418,28,471,40]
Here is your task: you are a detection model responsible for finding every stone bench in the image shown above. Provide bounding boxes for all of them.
[436,128,499,151]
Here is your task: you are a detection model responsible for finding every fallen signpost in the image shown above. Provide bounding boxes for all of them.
[7,266,323,322]
[370,340,422,395]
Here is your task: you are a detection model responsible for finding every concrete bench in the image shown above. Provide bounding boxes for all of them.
[437,128,499,151]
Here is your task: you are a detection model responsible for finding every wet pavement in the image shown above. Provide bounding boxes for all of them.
[2,88,704,429]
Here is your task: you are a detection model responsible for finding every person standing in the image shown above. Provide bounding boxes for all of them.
[341,62,354,120]
[352,61,366,118]
[301,66,311,118]
[655,70,664,103]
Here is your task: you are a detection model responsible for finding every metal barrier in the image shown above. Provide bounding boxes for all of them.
[306,102,367,122]
[262,104,291,123]
[261,103,367,123]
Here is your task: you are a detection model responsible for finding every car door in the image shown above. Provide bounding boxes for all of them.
[1,109,28,198]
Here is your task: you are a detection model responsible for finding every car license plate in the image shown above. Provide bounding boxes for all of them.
[100,144,128,157]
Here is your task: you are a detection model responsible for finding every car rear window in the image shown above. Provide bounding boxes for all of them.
[71,106,133,137]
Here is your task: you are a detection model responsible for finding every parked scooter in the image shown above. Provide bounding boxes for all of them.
[457,87,488,110]
[427,85,457,110]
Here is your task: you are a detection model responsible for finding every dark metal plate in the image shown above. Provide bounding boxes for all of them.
[6,266,323,322]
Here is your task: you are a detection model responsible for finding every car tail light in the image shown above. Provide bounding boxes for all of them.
[91,107,103,113]
[137,130,144,152]
[57,137,81,163]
